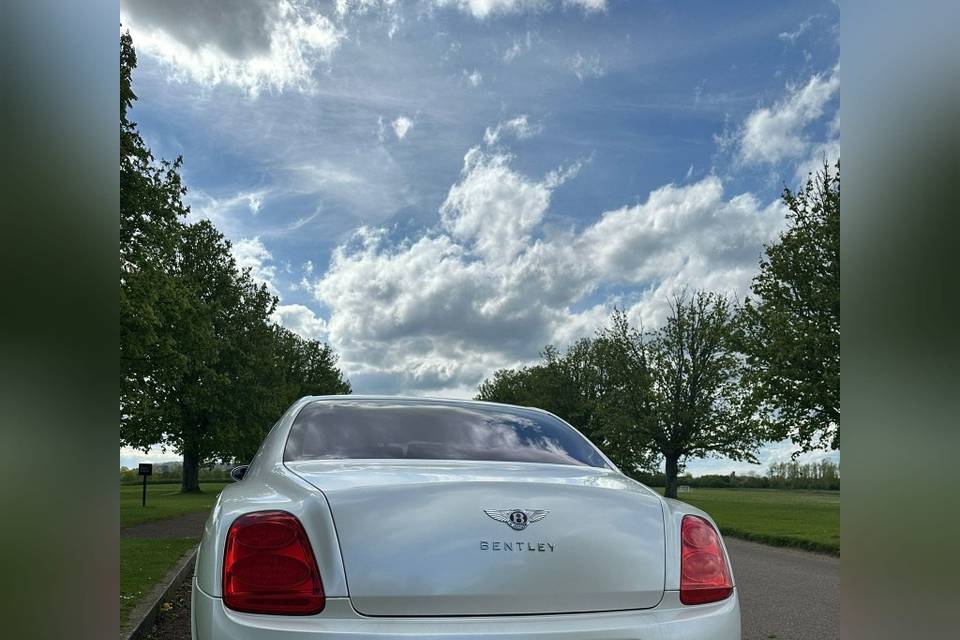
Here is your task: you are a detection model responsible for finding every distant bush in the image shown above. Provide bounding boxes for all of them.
[120,462,233,485]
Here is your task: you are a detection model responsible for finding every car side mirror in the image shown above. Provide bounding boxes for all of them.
[230,465,249,482]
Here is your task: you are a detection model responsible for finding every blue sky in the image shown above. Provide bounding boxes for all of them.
[120,0,840,474]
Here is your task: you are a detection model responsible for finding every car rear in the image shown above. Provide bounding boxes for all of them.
[192,396,740,639]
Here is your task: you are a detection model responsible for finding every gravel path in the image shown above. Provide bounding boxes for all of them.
[121,511,210,539]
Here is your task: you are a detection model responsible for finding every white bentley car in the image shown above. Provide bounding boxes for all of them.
[192,396,740,639]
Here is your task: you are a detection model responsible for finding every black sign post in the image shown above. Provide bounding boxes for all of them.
[138,463,153,507]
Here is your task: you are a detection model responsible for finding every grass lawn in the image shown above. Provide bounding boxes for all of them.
[120,481,229,528]
[120,537,198,624]
[660,487,840,554]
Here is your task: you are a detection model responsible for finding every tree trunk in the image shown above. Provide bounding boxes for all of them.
[664,454,679,499]
[182,448,201,493]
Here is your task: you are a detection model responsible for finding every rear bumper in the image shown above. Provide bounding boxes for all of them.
[192,579,740,640]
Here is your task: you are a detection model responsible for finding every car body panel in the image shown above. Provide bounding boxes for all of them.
[193,396,740,638]
[194,584,741,640]
[288,459,666,615]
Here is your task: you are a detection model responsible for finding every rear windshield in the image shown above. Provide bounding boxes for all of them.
[284,400,608,468]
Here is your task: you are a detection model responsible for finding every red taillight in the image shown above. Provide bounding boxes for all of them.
[680,515,733,605]
[223,511,325,615]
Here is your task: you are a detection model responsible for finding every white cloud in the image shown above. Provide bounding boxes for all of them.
[483,114,542,145]
[336,0,399,16]
[231,236,279,294]
[576,177,785,327]
[187,188,270,236]
[567,51,605,81]
[272,303,328,339]
[432,0,606,20]
[466,69,483,87]
[502,31,535,62]
[376,115,387,142]
[736,65,839,166]
[440,147,573,262]
[122,0,343,95]
[778,14,822,44]
[310,139,785,395]
[230,241,331,342]
[794,138,840,184]
[392,116,414,140]
[503,41,523,62]
[122,1,608,94]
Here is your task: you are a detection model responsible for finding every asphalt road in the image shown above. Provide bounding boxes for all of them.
[726,537,839,640]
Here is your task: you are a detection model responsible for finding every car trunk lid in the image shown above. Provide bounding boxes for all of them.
[287,460,665,616]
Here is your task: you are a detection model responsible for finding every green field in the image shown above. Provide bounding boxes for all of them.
[660,487,840,554]
[120,481,229,528]
[120,537,198,623]
[120,482,228,625]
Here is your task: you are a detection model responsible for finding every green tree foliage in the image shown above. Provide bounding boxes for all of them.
[120,31,350,492]
[476,343,600,437]
[737,162,840,452]
[476,339,658,472]
[477,292,759,490]
[121,31,189,434]
[766,459,840,490]
[604,293,761,498]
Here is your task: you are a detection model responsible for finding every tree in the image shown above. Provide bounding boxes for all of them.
[123,218,274,491]
[737,162,840,452]
[477,342,604,441]
[602,294,762,498]
[121,29,190,442]
[120,31,351,491]
[476,337,659,473]
[589,310,660,475]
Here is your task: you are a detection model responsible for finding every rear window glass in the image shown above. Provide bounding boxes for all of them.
[284,400,608,468]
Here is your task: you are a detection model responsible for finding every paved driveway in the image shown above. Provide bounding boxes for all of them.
[726,537,840,640]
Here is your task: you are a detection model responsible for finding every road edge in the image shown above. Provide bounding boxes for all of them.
[121,545,198,640]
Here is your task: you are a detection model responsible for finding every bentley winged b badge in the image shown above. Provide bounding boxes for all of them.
[484,508,550,531]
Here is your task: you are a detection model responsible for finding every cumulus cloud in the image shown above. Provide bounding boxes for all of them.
[735,65,840,166]
[231,236,279,294]
[465,69,484,87]
[310,141,785,395]
[272,303,328,339]
[231,239,332,342]
[121,0,612,94]
[483,114,542,145]
[392,116,414,140]
[440,147,576,262]
[579,178,786,327]
[121,0,342,95]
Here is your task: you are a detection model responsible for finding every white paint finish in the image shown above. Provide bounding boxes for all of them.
[193,396,740,636]
[194,584,741,639]
[289,459,666,615]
